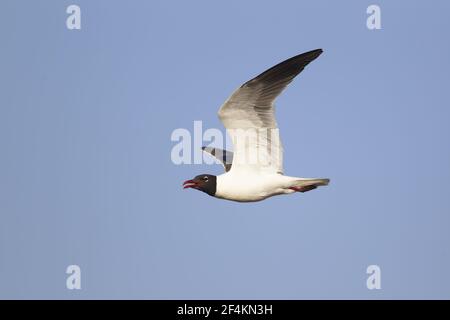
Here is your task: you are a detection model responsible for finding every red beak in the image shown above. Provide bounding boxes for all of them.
[183,179,198,189]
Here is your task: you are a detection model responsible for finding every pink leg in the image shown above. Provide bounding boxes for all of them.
[289,185,317,193]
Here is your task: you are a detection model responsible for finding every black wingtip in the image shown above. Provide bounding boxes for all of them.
[241,48,324,88]
[315,48,323,56]
[287,48,323,64]
[300,48,323,59]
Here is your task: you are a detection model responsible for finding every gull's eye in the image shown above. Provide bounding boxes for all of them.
[203,176,209,182]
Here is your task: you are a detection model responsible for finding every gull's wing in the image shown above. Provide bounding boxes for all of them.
[201,147,233,172]
[218,49,323,174]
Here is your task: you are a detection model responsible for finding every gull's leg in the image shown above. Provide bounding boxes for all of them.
[289,185,318,193]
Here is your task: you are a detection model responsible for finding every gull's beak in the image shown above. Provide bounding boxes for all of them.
[183,179,198,189]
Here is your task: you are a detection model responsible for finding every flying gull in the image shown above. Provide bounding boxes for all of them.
[183,49,330,202]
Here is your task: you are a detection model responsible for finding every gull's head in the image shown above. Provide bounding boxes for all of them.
[183,174,217,196]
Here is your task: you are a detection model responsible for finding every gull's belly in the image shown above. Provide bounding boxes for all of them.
[215,173,292,202]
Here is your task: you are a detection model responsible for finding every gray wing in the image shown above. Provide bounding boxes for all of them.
[201,147,233,172]
[218,49,323,173]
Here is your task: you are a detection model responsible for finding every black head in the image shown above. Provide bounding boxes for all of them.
[183,174,217,196]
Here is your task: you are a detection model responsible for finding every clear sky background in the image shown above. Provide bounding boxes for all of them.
[1,0,449,299]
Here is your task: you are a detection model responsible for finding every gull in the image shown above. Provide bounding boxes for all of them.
[183,49,329,202]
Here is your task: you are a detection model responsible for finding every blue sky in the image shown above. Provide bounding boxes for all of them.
[1,0,449,299]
